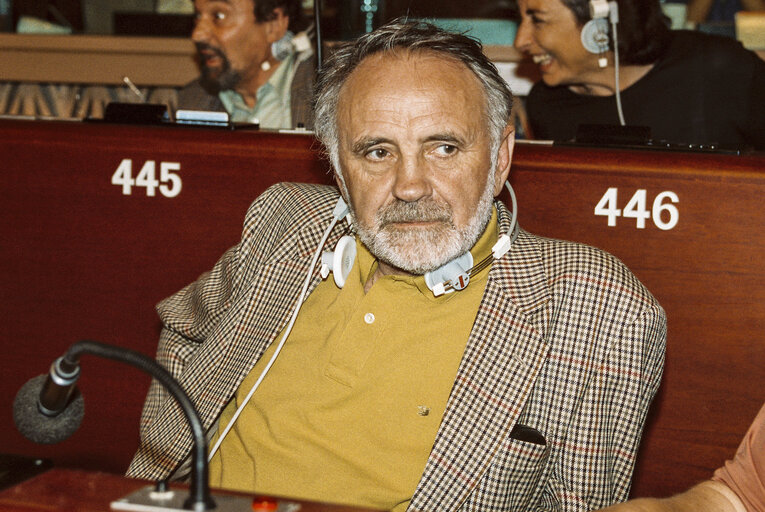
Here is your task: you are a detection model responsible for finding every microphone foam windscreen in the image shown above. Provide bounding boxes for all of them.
[13,375,84,444]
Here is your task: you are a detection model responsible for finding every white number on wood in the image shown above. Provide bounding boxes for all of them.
[595,189,679,230]
[112,159,182,198]
[594,187,621,227]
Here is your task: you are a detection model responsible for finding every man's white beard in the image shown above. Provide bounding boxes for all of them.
[352,174,496,275]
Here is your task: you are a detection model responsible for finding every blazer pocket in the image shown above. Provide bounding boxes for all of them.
[462,433,550,511]
[510,423,547,446]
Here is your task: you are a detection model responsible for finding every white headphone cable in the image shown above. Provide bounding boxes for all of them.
[207,197,349,462]
[609,1,626,126]
[504,180,518,241]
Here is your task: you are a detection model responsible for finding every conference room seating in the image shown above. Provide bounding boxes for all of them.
[2,118,763,499]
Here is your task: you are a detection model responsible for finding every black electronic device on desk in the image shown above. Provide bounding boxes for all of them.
[96,103,268,131]
[97,103,232,128]
[97,103,315,134]
[102,102,171,125]
[557,123,742,155]
[175,109,232,127]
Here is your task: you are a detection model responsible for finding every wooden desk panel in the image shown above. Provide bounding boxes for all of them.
[1,119,763,500]
[0,468,381,511]
[507,145,765,497]
[0,120,332,475]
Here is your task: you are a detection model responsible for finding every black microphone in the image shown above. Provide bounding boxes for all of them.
[13,354,84,445]
[13,340,215,511]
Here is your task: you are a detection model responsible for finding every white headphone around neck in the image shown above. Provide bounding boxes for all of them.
[320,235,356,288]
[320,181,519,297]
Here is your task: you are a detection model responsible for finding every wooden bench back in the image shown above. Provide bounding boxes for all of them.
[2,120,762,498]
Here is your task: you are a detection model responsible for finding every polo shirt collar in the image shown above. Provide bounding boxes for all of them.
[354,207,499,300]
[218,51,296,118]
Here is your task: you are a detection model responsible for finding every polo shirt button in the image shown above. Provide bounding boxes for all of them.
[364,312,375,324]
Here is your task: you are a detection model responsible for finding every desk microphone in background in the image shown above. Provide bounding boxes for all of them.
[96,76,170,124]
[122,76,147,103]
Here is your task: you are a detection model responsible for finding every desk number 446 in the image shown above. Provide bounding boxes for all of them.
[112,159,182,198]
[595,188,679,230]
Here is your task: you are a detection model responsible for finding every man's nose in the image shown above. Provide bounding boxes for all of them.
[392,157,432,203]
[191,17,211,44]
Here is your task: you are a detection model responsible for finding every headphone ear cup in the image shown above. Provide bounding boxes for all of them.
[580,18,610,54]
[271,30,295,61]
[319,235,356,288]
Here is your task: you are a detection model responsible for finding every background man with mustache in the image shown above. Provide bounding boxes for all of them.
[129,20,666,511]
[177,0,315,129]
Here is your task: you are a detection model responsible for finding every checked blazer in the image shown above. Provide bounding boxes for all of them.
[127,182,666,511]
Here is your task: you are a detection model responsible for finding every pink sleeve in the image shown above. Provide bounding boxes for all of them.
[712,403,765,512]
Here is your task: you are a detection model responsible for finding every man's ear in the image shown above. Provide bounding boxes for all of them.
[265,7,289,44]
[333,173,343,193]
[333,172,350,204]
[492,125,516,196]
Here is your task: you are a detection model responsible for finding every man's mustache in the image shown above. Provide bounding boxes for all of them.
[195,43,226,65]
[377,200,452,226]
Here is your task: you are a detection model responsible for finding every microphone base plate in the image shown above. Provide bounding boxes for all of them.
[111,485,301,512]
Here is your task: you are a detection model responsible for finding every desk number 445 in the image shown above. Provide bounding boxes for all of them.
[112,159,182,198]
[595,188,679,230]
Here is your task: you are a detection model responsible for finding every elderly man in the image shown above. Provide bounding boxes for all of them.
[178,0,314,129]
[129,20,666,511]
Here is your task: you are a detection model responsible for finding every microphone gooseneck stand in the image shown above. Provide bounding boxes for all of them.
[28,340,215,511]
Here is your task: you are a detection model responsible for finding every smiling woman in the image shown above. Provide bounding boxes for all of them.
[514,0,765,150]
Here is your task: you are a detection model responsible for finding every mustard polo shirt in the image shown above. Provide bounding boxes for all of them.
[209,209,499,510]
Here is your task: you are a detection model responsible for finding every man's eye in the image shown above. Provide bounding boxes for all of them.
[434,144,458,156]
[214,10,226,21]
[366,148,389,160]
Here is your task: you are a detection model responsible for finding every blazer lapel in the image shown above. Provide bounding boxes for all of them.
[148,187,350,470]
[410,204,552,511]
[184,201,352,427]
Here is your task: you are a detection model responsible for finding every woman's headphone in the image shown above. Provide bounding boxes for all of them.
[581,0,617,68]
[580,0,627,125]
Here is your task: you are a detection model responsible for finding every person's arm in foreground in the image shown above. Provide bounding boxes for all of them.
[599,480,746,512]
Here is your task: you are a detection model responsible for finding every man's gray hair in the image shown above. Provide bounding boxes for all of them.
[313,19,514,175]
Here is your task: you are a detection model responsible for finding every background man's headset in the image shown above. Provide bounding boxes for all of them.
[261,25,314,71]
[580,0,626,126]
[271,26,314,61]
[207,181,519,460]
